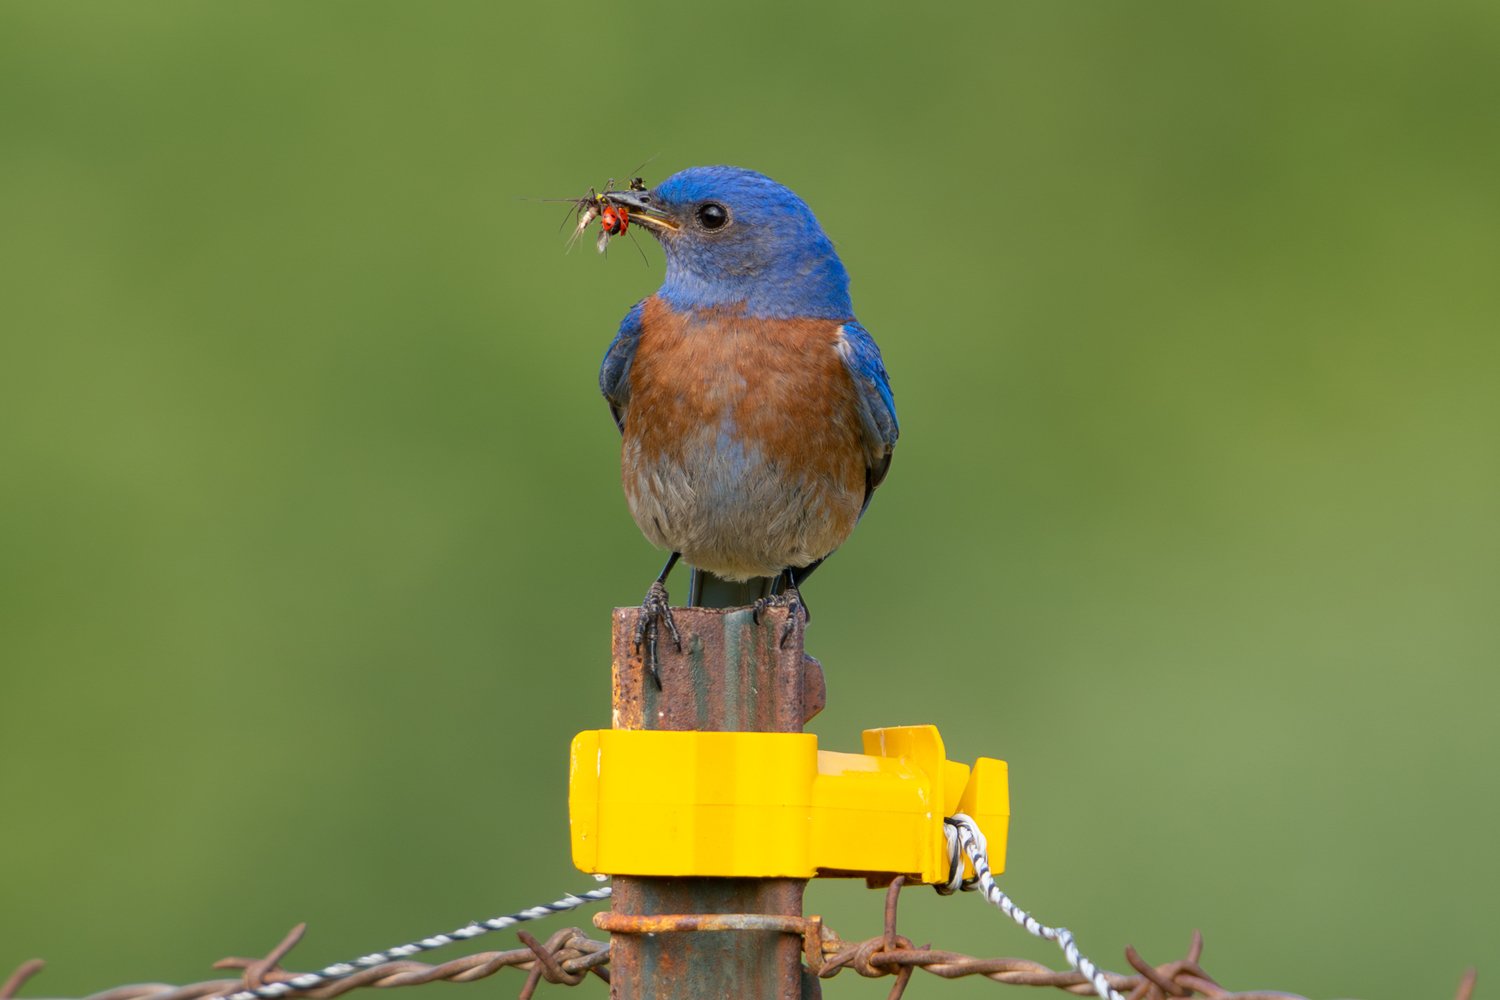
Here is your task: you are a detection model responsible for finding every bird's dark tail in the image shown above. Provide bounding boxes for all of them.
[688,569,775,609]
[687,558,830,609]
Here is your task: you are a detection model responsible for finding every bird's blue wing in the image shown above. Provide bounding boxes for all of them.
[837,321,899,504]
[599,299,646,433]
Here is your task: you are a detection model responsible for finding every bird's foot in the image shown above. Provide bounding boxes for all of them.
[632,580,681,687]
[753,587,807,649]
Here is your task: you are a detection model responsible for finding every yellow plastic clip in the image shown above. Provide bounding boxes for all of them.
[569,724,1008,883]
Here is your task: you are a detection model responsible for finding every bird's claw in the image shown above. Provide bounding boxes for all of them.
[753,587,807,648]
[633,580,681,686]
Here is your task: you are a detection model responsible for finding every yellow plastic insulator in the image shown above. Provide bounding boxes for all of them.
[569,724,1008,883]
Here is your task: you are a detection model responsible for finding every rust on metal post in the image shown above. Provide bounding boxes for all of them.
[608,605,822,1000]
[610,606,823,731]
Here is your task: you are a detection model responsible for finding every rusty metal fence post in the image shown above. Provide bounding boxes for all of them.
[604,605,826,1000]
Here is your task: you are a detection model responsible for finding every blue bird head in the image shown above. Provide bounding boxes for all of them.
[604,166,853,320]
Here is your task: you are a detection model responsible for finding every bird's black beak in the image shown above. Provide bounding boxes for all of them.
[602,188,680,232]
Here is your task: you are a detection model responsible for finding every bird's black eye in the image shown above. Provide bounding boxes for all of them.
[695,202,729,230]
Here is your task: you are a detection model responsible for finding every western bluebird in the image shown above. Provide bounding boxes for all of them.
[597,166,898,663]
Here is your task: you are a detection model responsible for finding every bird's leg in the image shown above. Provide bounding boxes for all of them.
[753,568,811,648]
[752,570,787,626]
[777,582,808,649]
[632,552,683,687]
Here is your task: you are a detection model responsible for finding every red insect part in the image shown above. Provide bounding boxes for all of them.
[600,204,629,236]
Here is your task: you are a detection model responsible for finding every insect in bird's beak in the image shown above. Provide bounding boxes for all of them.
[600,185,680,235]
[554,174,670,257]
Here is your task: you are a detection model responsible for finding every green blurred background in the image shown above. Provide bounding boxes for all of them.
[2,2,1496,997]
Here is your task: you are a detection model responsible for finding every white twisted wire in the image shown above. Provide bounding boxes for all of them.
[213,882,613,1000]
[944,814,1125,1000]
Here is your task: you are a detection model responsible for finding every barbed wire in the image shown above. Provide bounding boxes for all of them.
[207,885,613,1000]
[0,924,610,1000]
[4,809,1473,1000]
[5,891,1475,1000]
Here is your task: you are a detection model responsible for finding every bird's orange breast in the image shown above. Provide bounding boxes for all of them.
[619,297,867,579]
